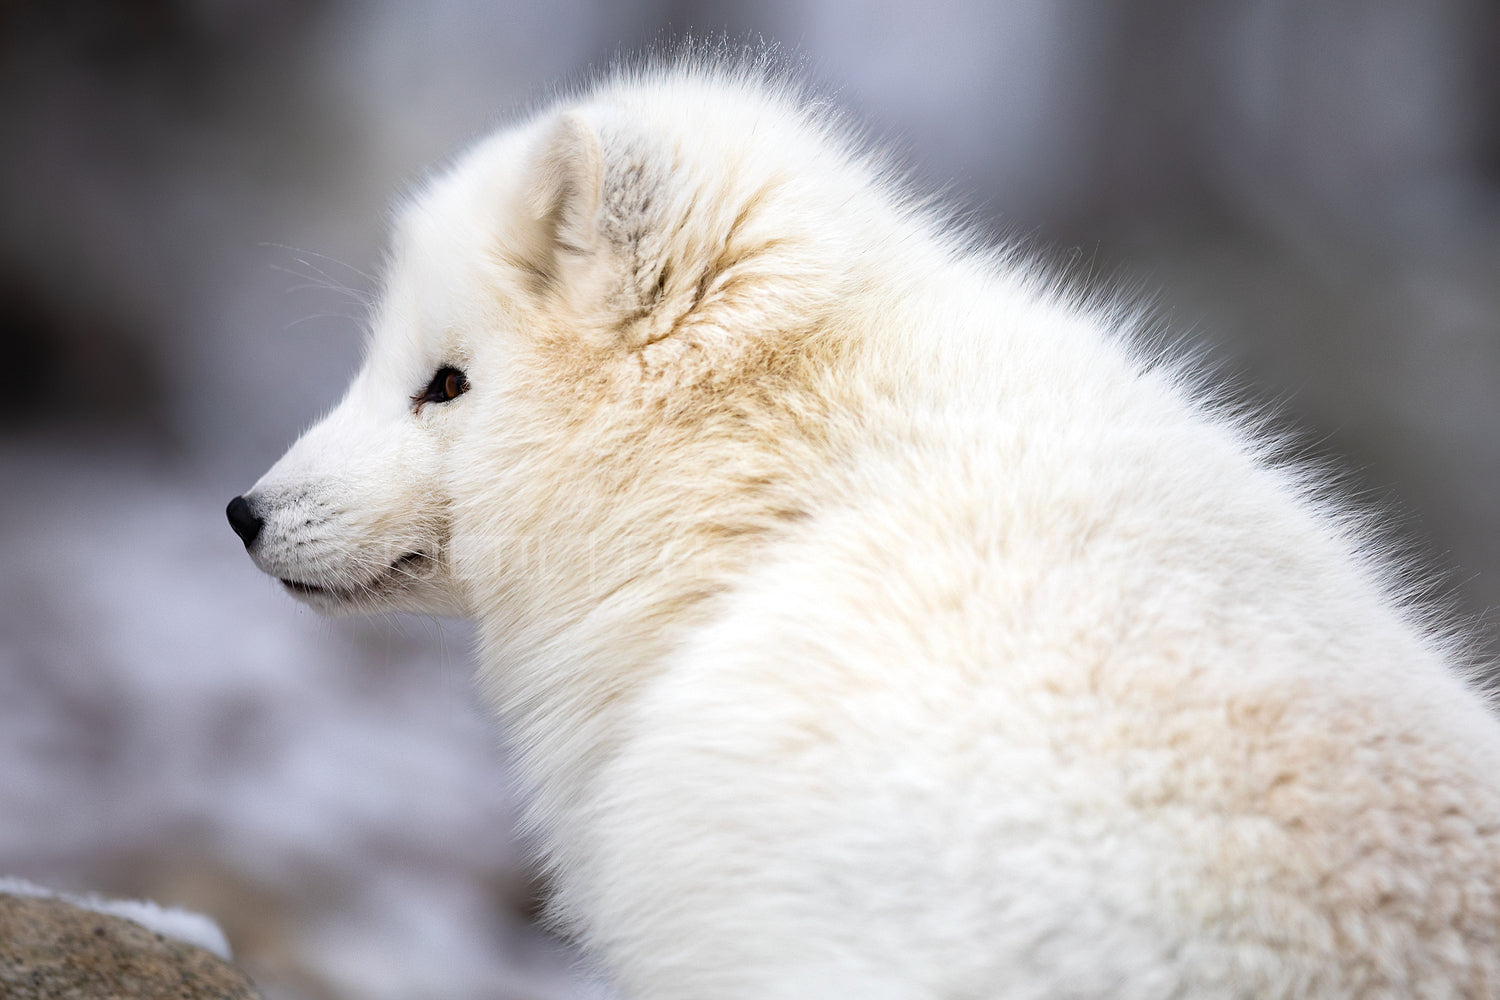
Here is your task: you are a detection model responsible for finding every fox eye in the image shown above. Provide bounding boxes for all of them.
[415,366,469,407]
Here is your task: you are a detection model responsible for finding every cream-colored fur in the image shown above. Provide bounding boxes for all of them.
[238,58,1500,998]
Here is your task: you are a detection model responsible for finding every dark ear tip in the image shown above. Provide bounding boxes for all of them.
[226,495,263,548]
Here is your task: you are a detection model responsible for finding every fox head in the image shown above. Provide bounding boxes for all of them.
[229,67,882,629]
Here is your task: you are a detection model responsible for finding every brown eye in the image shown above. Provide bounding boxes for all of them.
[415,365,469,407]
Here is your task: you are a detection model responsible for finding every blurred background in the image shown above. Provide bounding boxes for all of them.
[2,2,1497,998]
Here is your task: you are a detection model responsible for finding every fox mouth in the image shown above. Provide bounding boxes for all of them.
[279,550,432,601]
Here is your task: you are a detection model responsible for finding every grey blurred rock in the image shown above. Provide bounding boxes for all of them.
[0,892,263,1000]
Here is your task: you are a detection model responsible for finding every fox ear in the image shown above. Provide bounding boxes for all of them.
[527,113,604,264]
[522,112,668,333]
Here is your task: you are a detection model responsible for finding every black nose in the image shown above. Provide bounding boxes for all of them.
[226,495,264,548]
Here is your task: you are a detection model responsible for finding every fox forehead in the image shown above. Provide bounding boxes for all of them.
[367,155,532,375]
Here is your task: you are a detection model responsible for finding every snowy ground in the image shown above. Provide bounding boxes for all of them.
[0,438,605,1000]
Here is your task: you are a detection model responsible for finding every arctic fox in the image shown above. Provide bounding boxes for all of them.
[229,58,1500,998]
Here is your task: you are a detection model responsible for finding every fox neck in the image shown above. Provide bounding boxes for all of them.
[462,381,836,861]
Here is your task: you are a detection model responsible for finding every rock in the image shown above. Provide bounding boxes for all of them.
[0,892,263,999]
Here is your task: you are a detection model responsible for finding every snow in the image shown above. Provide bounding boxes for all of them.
[0,876,234,960]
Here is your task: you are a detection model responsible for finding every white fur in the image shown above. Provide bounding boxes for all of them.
[240,57,1500,998]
